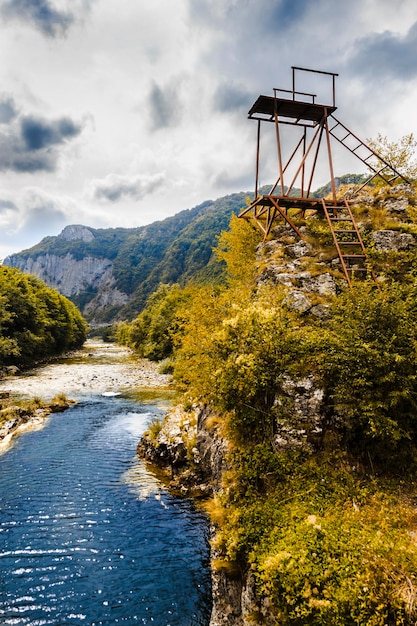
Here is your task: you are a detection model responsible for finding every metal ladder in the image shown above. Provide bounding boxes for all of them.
[328,115,409,189]
[321,198,378,287]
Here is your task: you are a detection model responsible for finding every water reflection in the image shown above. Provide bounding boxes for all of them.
[0,396,211,625]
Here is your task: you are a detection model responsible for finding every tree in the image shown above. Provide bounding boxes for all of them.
[214,213,260,287]
[367,132,417,181]
[0,266,88,367]
[119,283,191,361]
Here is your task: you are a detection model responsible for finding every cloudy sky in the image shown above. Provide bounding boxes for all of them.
[1,0,417,259]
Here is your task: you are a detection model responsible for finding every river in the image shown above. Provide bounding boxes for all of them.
[0,342,211,625]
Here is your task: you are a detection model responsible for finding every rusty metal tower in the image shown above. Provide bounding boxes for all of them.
[239,67,408,285]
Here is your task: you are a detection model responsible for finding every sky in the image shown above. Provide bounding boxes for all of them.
[1,0,417,259]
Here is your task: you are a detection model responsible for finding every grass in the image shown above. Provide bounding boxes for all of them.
[0,393,75,429]
[211,450,417,625]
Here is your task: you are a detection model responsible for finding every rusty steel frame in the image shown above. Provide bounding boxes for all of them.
[238,66,412,287]
[240,67,409,242]
[292,66,337,108]
[327,116,409,190]
[242,68,341,240]
[321,198,380,288]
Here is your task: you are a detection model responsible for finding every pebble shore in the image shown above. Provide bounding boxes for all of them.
[0,340,170,399]
[0,340,171,452]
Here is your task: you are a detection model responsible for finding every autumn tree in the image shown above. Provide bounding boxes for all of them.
[367,132,417,181]
[214,212,260,287]
[117,283,192,361]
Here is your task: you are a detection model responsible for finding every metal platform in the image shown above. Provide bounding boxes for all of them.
[248,95,337,125]
[241,67,409,232]
[246,194,333,212]
[239,193,346,237]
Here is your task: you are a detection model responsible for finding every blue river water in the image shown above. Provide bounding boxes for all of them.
[0,395,211,625]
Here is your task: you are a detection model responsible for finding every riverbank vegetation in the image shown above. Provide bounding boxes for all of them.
[121,182,417,623]
[0,266,88,370]
[186,282,417,624]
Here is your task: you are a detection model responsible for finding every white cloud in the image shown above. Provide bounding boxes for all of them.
[0,187,90,259]
[90,172,166,203]
[1,0,417,260]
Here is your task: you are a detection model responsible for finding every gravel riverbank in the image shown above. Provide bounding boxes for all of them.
[0,340,171,399]
[0,340,171,452]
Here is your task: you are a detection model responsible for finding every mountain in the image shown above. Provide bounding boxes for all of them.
[3,177,360,324]
[3,192,251,323]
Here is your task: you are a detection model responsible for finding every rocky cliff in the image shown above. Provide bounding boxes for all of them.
[5,225,130,323]
[7,247,124,299]
[136,183,417,625]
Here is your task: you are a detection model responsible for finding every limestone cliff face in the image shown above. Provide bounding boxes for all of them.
[10,252,113,298]
[4,225,130,321]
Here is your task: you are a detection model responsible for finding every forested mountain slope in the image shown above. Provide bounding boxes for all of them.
[4,192,249,323]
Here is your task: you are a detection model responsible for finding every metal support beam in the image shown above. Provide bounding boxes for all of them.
[240,67,408,287]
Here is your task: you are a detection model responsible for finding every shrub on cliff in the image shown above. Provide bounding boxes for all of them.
[168,202,417,623]
[309,282,417,472]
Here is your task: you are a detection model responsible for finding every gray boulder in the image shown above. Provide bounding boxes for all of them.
[380,197,408,214]
[296,271,338,295]
[371,230,416,251]
[283,290,312,314]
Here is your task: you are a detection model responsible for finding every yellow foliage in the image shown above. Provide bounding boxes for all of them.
[214,213,260,286]
[367,133,417,182]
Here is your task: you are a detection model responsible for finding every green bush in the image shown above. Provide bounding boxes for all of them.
[307,283,417,473]
[117,283,192,361]
[0,266,88,367]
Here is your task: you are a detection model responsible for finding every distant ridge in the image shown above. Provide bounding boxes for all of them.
[4,192,251,323]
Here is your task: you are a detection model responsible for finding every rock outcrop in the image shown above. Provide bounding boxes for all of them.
[255,184,417,310]
[371,229,416,251]
[9,252,111,297]
[4,225,130,322]
[138,375,328,625]
[138,405,227,496]
[255,224,339,317]
[59,224,95,242]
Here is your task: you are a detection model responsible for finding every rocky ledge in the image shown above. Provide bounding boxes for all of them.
[0,394,75,453]
[138,404,227,498]
[136,376,330,625]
